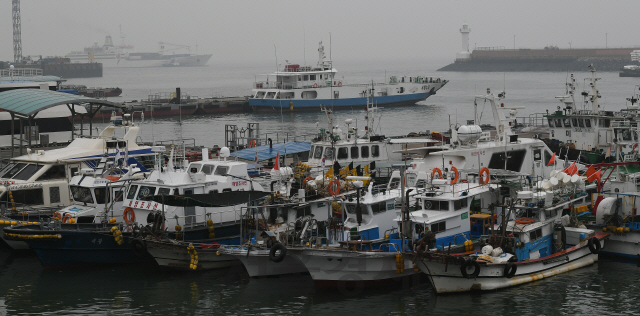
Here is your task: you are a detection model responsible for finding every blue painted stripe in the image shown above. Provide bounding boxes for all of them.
[249,93,431,108]
[435,231,471,249]
[69,148,154,160]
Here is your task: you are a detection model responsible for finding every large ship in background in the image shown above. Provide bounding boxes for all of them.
[66,30,211,68]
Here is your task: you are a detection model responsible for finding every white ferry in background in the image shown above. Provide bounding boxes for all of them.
[249,42,448,112]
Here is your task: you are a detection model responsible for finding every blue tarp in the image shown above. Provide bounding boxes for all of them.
[234,142,311,162]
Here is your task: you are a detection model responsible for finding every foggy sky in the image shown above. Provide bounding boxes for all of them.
[2,0,638,64]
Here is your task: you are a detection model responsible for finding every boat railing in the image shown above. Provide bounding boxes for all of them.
[180,208,243,230]
[0,68,44,78]
[515,113,548,127]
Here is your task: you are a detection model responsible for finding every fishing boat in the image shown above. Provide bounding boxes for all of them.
[414,172,608,293]
[60,85,123,98]
[249,41,447,112]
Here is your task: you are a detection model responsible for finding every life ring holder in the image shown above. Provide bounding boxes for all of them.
[450,166,459,184]
[431,168,443,180]
[53,212,62,222]
[247,140,256,148]
[338,81,342,87]
[479,167,490,185]
[460,258,481,279]
[515,218,535,225]
[633,143,638,153]
[303,176,314,186]
[269,243,287,263]
[123,207,136,224]
[328,178,341,195]
[62,214,72,223]
[313,83,318,88]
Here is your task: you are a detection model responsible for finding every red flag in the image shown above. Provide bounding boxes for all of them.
[274,151,280,170]
[568,163,578,176]
[586,165,596,178]
[587,169,601,183]
[547,153,556,167]
[254,151,258,163]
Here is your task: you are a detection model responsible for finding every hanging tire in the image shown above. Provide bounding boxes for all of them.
[269,243,287,263]
[504,262,517,278]
[130,238,147,257]
[460,258,480,279]
[588,237,601,254]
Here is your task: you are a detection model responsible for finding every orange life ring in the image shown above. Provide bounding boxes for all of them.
[248,140,256,148]
[328,178,341,195]
[303,176,314,186]
[123,207,136,224]
[450,166,459,184]
[431,168,443,180]
[313,83,318,88]
[633,143,638,153]
[54,212,62,222]
[515,218,535,225]
[62,213,72,223]
[479,167,490,185]
[338,81,342,87]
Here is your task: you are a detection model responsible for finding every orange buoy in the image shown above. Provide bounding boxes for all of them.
[479,167,490,184]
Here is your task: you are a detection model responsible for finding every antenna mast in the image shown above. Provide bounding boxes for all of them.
[12,0,22,64]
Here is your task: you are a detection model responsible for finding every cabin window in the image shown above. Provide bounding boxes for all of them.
[424,200,449,211]
[372,145,380,157]
[350,147,359,159]
[533,149,542,161]
[310,75,316,80]
[554,119,562,128]
[184,189,194,195]
[37,165,66,181]
[12,164,43,181]
[324,147,335,160]
[95,188,108,204]
[547,118,554,127]
[488,149,526,172]
[137,186,157,201]
[309,145,315,157]
[361,146,369,158]
[389,177,400,189]
[209,189,219,194]
[454,198,468,210]
[563,118,571,127]
[157,188,171,196]
[49,186,60,204]
[303,75,309,81]
[201,165,215,175]
[416,179,428,188]
[314,146,323,159]
[599,119,610,127]
[127,185,138,200]
[71,186,94,204]
[578,119,585,128]
[189,163,202,173]
[530,228,542,241]
[337,147,348,159]
[585,119,591,128]
[10,188,44,206]
[0,163,26,178]
[431,221,446,233]
[298,76,301,81]
[113,188,124,202]
[215,166,229,176]
[371,201,388,214]
[222,188,232,193]
[571,118,578,127]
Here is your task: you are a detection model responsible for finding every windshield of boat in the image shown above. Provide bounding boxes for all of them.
[70,185,94,204]
[12,164,43,181]
[0,163,26,179]
[137,186,157,201]
[189,164,202,173]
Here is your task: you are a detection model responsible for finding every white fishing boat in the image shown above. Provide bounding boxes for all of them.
[249,41,447,112]
[415,173,608,293]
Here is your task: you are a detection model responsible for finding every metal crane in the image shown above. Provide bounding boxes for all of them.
[12,0,22,64]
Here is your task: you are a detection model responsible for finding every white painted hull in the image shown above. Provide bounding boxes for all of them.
[146,243,239,270]
[290,248,415,282]
[417,239,603,293]
[597,230,640,259]
[220,248,308,277]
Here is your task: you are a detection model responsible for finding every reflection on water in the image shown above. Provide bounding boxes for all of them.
[0,241,638,316]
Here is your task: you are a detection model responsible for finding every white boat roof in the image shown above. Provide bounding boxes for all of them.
[388,138,440,144]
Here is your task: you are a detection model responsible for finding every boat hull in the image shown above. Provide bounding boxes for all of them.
[146,240,240,270]
[290,248,416,285]
[250,93,432,112]
[220,247,308,277]
[417,237,605,293]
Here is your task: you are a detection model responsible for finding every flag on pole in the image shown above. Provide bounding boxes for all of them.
[586,165,596,178]
[274,151,280,171]
[605,146,611,158]
[587,169,601,183]
[321,157,326,168]
[115,143,121,163]
[254,149,258,164]
[547,153,556,167]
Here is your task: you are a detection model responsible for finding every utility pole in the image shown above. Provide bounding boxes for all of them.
[12,0,22,64]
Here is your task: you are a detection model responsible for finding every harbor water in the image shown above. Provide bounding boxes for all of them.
[6,60,640,315]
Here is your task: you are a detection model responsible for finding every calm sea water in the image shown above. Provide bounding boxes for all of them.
[13,60,634,315]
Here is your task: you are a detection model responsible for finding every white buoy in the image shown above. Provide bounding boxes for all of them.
[571,174,580,183]
[550,177,559,186]
[556,172,566,180]
[550,170,558,178]
[563,174,571,184]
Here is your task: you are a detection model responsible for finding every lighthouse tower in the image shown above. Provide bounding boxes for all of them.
[456,23,471,61]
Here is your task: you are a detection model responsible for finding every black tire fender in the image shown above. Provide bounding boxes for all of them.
[269,243,287,263]
[588,237,601,254]
[504,262,517,278]
[130,238,147,257]
[460,258,481,279]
